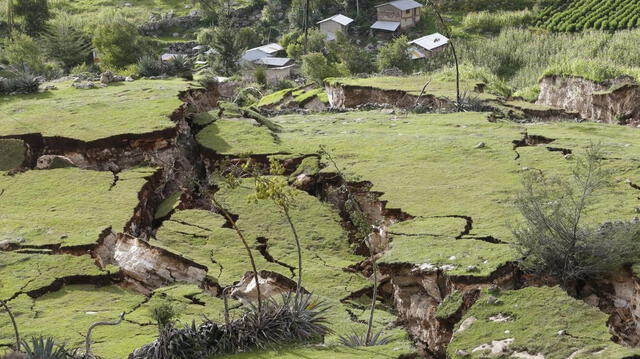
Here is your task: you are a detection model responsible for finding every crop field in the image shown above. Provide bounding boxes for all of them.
[535,0,640,31]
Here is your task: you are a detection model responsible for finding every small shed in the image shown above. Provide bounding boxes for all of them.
[373,0,423,30]
[317,14,354,40]
[245,57,296,84]
[409,33,450,59]
[240,43,284,63]
[371,20,401,33]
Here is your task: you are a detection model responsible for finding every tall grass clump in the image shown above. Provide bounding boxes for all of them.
[457,28,640,92]
[462,10,534,33]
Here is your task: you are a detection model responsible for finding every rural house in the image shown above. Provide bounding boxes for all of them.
[243,56,296,84]
[371,0,423,33]
[240,43,284,64]
[409,33,449,59]
[317,14,354,40]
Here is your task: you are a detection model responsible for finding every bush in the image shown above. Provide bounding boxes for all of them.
[92,11,146,68]
[0,69,42,95]
[255,66,267,86]
[301,52,348,85]
[512,144,640,284]
[2,33,46,74]
[41,14,92,71]
[137,55,165,77]
[132,293,329,358]
[377,35,413,74]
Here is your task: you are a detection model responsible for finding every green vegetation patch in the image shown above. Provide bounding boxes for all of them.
[154,191,182,219]
[0,79,186,141]
[193,111,219,127]
[0,285,153,359]
[542,59,640,83]
[535,0,640,32]
[154,183,412,350]
[256,88,295,108]
[327,76,494,101]
[447,286,639,358]
[436,291,464,320]
[0,167,156,246]
[0,252,114,300]
[0,139,26,171]
[196,119,287,155]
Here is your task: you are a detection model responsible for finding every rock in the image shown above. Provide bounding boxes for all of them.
[564,153,573,160]
[455,349,469,357]
[456,316,477,333]
[0,237,24,250]
[449,255,457,261]
[504,330,511,334]
[557,329,566,336]
[486,295,501,305]
[100,71,115,84]
[441,264,456,271]
[229,270,307,305]
[381,108,394,114]
[474,141,486,149]
[292,173,314,191]
[125,76,135,82]
[583,294,600,307]
[472,338,514,355]
[489,313,512,322]
[72,81,96,89]
[36,155,76,169]
[43,85,58,91]
[467,265,479,272]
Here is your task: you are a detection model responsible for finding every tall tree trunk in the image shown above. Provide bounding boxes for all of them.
[304,0,310,54]
[427,0,460,109]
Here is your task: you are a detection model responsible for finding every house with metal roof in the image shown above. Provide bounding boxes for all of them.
[371,0,423,32]
[240,43,284,63]
[408,33,450,59]
[317,14,354,40]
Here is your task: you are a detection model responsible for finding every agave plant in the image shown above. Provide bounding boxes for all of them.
[21,337,75,359]
[338,328,392,347]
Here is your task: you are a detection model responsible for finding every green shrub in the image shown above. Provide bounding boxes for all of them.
[462,10,533,33]
[41,14,92,71]
[513,144,640,284]
[2,33,46,74]
[301,52,348,85]
[137,55,164,77]
[377,35,413,74]
[255,66,267,86]
[92,11,146,68]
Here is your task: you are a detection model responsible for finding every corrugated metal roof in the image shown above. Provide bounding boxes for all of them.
[317,14,354,26]
[161,53,180,61]
[409,33,449,51]
[254,57,293,67]
[376,0,423,10]
[370,21,400,31]
[248,43,284,54]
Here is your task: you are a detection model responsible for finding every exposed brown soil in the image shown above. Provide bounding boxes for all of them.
[325,83,450,110]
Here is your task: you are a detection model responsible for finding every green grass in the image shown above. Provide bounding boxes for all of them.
[436,291,464,320]
[447,286,640,358]
[153,182,413,354]
[256,88,296,108]
[0,79,187,142]
[326,76,495,101]
[0,139,25,171]
[0,167,156,247]
[196,119,285,155]
[154,191,182,219]
[0,285,154,359]
[0,252,116,301]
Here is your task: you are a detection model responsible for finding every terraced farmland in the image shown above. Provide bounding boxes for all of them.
[535,0,640,32]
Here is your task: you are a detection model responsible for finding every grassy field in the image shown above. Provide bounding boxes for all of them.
[0,79,187,141]
[448,286,639,358]
[0,167,156,247]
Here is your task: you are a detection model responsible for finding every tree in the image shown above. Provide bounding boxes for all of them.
[12,0,49,36]
[250,158,304,301]
[301,52,347,85]
[2,33,45,73]
[327,32,375,75]
[93,12,145,68]
[512,144,640,285]
[211,17,242,76]
[41,17,92,71]
[376,35,413,73]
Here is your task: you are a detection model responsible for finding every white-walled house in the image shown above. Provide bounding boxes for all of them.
[409,33,450,59]
[240,43,284,64]
[317,14,354,40]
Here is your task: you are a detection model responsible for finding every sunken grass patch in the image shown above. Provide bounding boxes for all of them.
[196,119,288,155]
[0,139,25,171]
[0,167,157,246]
[0,79,186,141]
[447,286,639,358]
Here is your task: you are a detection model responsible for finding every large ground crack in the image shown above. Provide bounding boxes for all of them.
[255,237,296,278]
